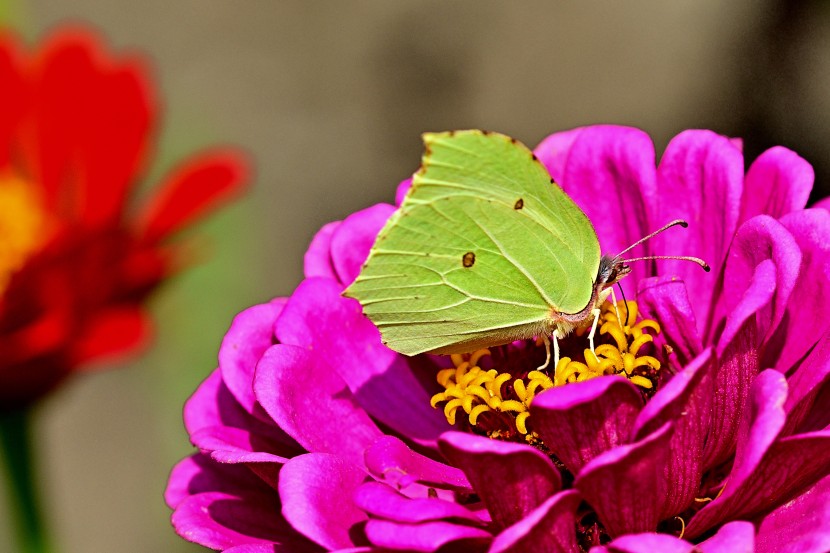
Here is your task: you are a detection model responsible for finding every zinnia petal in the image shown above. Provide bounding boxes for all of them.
[330,203,395,287]
[755,475,830,553]
[487,489,582,553]
[637,276,702,366]
[739,146,813,226]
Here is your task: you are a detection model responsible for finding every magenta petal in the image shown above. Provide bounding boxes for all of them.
[715,215,801,346]
[653,130,743,334]
[534,125,656,296]
[171,490,298,551]
[530,376,643,475]
[219,299,285,416]
[488,489,581,553]
[770,209,830,372]
[574,423,674,537]
[703,259,775,468]
[165,453,266,509]
[699,521,755,553]
[756,475,830,553]
[739,146,813,225]
[439,431,561,530]
[225,545,302,553]
[633,349,713,518]
[364,435,470,492]
[275,278,446,443]
[395,178,412,206]
[784,334,830,432]
[185,369,302,463]
[254,344,382,464]
[279,453,367,550]
[304,221,340,280]
[354,482,482,524]
[364,519,491,551]
[637,276,702,366]
[604,533,695,553]
[330,203,396,286]
[815,196,830,210]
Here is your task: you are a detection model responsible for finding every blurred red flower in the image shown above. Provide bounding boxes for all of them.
[0,27,249,409]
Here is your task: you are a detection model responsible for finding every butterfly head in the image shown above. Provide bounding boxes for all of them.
[597,255,631,289]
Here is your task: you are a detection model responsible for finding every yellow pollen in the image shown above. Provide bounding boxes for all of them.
[430,299,663,438]
[0,174,50,292]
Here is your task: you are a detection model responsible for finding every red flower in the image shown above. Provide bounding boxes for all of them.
[0,27,249,409]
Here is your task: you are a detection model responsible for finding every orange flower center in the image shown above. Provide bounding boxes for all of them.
[0,173,50,291]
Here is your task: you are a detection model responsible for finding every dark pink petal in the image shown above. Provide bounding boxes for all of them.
[364,435,470,492]
[395,178,413,206]
[275,278,447,444]
[439,431,561,530]
[574,423,674,537]
[603,533,695,553]
[739,146,813,226]
[354,482,482,524]
[714,216,801,347]
[688,370,830,537]
[488,490,582,553]
[699,521,755,553]
[756,475,830,553]
[279,453,367,550]
[534,126,657,296]
[165,454,265,508]
[219,299,285,416]
[184,369,302,463]
[330,203,396,286]
[633,349,713,519]
[769,209,830,372]
[254,344,382,465]
[225,545,312,553]
[530,376,643,475]
[815,196,830,210]
[783,334,830,433]
[653,130,743,335]
[637,276,702,367]
[703,259,776,467]
[364,519,491,551]
[171,490,316,551]
[304,221,340,280]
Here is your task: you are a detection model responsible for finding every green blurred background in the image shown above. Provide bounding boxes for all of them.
[1,1,829,551]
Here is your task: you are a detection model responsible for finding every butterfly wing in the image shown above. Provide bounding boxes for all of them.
[344,131,601,356]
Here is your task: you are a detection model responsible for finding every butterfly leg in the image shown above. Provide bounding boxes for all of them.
[610,287,622,325]
[537,334,551,371]
[587,308,601,362]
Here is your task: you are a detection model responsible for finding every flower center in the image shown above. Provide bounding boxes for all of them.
[430,299,662,442]
[0,173,50,292]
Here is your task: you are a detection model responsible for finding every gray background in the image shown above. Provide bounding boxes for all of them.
[1,1,829,551]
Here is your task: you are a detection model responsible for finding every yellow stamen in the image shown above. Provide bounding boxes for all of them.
[0,174,50,292]
[430,300,663,439]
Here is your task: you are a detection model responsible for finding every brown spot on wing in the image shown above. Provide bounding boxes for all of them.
[462,252,476,268]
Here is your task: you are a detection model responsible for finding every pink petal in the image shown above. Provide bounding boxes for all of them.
[165,453,265,509]
[219,299,285,417]
[815,196,830,210]
[783,334,830,433]
[739,146,813,226]
[364,435,470,492]
[699,521,755,553]
[633,349,713,519]
[488,489,582,553]
[574,423,674,537]
[254,344,382,465]
[275,277,446,444]
[603,533,695,553]
[279,453,367,550]
[755,475,830,553]
[364,519,491,551]
[353,482,482,524]
[395,178,413,206]
[769,209,830,372]
[438,431,562,530]
[637,276,702,366]
[653,130,743,336]
[714,215,801,347]
[303,221,340,280]
[330,203,396,286]
[530,376,643,475]
[534,125,657,296]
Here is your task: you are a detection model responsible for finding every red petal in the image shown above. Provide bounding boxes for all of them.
[138,149,250,242]
[0,31,27,170]
[70,306,151,367]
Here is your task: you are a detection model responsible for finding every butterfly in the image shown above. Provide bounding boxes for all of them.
[344,130,707,367]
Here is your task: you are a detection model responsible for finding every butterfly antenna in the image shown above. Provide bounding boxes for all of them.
[624,255,710,271]
[617,219,689,257]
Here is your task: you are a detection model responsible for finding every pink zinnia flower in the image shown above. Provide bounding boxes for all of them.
[167,126,830,552]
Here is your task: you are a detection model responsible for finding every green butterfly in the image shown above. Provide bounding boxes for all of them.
[344,130,706,366]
